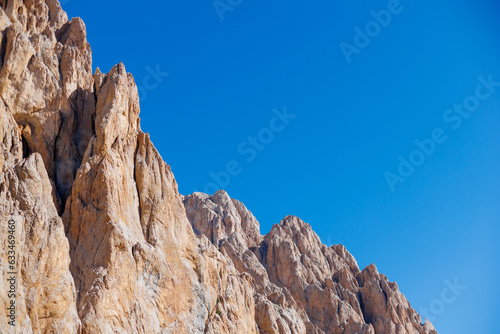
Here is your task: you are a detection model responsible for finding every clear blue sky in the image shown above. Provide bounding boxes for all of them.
[64,0,499,333]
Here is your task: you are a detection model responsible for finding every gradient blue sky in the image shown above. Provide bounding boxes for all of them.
[64,1,500,333]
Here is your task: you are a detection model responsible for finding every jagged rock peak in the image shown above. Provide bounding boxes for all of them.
[184,190,263,248]
[1,2,257,333]
[184,190,438,334]
[0,1,438,333]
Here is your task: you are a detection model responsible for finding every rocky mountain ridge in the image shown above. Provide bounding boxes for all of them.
[0,1,437,333]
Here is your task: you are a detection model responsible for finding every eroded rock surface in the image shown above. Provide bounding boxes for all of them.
[0,1,437,333]
[0,1,256,333]
[0,95,80,333]
[184,191,438,334]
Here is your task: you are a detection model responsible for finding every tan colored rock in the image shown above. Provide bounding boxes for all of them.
[0,103,80,333]
[1,1,257,333]
[185,191,311,333]
[184,190,262,248]
[357,264,438,334]
[184,193,438,334]
[0,0,94,213]
[63,63,257,333]
[0,1,439,333]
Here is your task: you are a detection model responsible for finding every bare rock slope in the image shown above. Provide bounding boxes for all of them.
[0,1,437,333]
[184,191,437,334]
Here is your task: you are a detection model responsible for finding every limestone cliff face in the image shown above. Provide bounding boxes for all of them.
[184,192,438,334]
[0,1,255,333]
[0,1,437,333]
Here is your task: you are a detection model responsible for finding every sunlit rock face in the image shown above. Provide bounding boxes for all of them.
[184,191,438,334]
[0,1,437,333]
